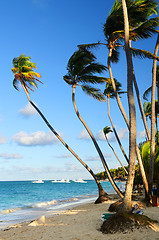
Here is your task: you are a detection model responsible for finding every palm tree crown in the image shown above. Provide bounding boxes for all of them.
[104,0,159,61]
[12,54,43,96]
[63,50,108,101]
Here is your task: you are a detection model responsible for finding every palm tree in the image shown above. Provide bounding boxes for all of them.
[104,78,129,164]
[64,49,124,198]
[103,126,128,174]
[119,0,137,213]
[79,0,159,141]
[104,0,159,141]
[149,34,159,196]
[78,0,159,199]
[12,54,109,204]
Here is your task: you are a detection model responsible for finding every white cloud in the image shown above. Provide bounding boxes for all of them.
[55,153,73,159]
[137,130,146,139]
[96,128,128,142]
[85,155,100,161]
[19,103,37,117]
[96,129,114,141]
[77,129,90,140]
[0,153,23,159]
[12,131,60,146]
[0,135,7,144]
[85,153,112,161]
[61,162,83,172]
[117,128,128,140]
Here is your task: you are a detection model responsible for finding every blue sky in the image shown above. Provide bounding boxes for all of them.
[0,0,158,180]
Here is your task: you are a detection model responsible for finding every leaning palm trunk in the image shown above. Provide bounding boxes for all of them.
[120,0,137,213]
[21,83,108,204]
[108,48,149,199]
[149,34,159,195]
[104,131,128,175]
[72,85,123,199]
[107,96,129,164]
[129,41,151,140]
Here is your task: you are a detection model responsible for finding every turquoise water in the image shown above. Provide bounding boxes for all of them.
[0,180,125,228]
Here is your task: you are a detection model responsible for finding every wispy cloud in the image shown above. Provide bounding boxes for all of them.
[0,135,7,144]
[96,129,113,141]
[85,153,112,161]
[96,128,128,142]
[12,131,61,146]
[61,162,83,172]
[0,153,23,159]
[117,128,128,140]
[137,130,146,139]
[77,129,90,140]
[55,153,73,159]
[19,103,37,117]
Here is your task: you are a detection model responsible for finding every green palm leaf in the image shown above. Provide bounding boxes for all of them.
[12,54,42,94]
[81,85,106,102]
[130,47,159,60]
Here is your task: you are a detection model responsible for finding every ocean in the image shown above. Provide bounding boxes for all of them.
[0,180,125,229]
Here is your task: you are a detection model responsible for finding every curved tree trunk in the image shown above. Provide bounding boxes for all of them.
[21,84,108,203]
[107,48,149,199]
[129,41,150,141]
[104,130,128,175]
[120,0,137,213]
[107,96,129,164]
[149,34,159,196]
[72,85,124,199]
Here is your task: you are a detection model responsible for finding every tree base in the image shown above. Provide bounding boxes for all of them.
[94,194,109,204]
[100,213,159,234]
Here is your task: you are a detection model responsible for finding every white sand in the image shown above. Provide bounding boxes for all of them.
[0,199,159,240]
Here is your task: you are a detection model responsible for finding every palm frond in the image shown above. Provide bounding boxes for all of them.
[110,48,120,63]
[130,47,159,60]
[79,63,107,77]
[130,17,159,41]
[79,76,109,85]
[103,126,113,135]
[78,42,104,50]
[63,75,74,85]
[81,85,106,102]
[143,86,152,100]
[12,54,42,94]
[13,78,19,91]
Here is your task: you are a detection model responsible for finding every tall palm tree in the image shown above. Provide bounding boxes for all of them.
[104,78,129,164]
[149,34,159,196]
[79,0,159,141]
[12,54,109,204]
[64,49,124,198]
[103,126,128,174]
[78,0,159,199]
[104,0,159,141]
[119,0,137,213]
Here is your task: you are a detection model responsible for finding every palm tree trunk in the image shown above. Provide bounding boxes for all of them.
[129,40,150,140]
[149,34,159,196]
[104,131,128,175]
[120,0,137,212]
[72,84,124,199]
[21,84,108,203]
[108,48,149,199]
[107,96,129,164]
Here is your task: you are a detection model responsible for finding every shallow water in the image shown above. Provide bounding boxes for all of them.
[0,180,125,228]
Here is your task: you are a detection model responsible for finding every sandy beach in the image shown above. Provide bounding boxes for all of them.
[0,197,159,240]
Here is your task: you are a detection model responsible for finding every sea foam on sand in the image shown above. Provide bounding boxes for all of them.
[0,199,159,240]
